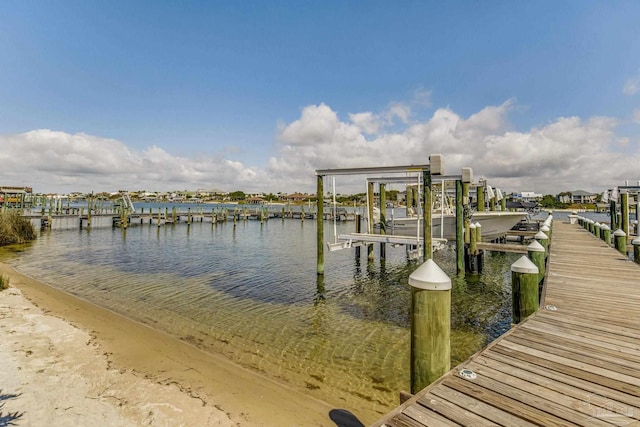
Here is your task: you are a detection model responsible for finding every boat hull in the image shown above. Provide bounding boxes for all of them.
[381,212,527,241]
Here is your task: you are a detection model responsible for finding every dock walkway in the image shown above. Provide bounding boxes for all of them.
[372,220,640,426]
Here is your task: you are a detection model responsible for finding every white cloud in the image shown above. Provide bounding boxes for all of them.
[2,101,638,195]
[623,70,640,95]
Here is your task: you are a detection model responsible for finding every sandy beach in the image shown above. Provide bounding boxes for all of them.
[0,262,363,427]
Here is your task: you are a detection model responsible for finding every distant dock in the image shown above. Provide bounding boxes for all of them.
[372,220,640,426]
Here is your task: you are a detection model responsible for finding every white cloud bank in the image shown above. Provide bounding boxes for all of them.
[1,100,638,195]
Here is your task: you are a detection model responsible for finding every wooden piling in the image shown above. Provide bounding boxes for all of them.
[367,181,375,261]
[601,224,611,245]
[511,256,539,324]
[476,184,485,212]
[614,229,627,255]
[409,259,451,393]
[455,180,464,274]
[621,192,629,244]
[379,183,386,260]
[527,240,546,283]
[535,230,549,253]
[423,169,432,261]
[610,200,618,231]
[317,175,324,275]
[633,237,640,265]
[355,213,362,258]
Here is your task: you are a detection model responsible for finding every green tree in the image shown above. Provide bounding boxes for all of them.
[228,191,246,201]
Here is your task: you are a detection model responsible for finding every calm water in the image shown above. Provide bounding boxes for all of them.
[2,204,524,420]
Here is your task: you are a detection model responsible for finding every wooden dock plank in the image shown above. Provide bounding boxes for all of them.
[371,220,640,427]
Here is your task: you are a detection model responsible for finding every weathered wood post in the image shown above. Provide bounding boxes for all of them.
[527,240,546,284]
[379,183,386,260]
[535,230,549,253]
[317,175,324,275]
[633,237,640,265]
[621,191,629,245]
[594,222,601,239]
[409,259,451,393]
[149,207,154,224]
[541,222,551,242]
[424,154,442,261]
[455,179,464,274]
[501,196,506,212]
[511,256,539,324]
[601,224,611,245]
[614,229,627,255]
[367,181,375,261]
[610,199,618,231]
[355,213,362,258]
[477,183,485,212]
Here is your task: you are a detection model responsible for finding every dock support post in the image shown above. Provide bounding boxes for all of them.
[535,231,549,254]
[380,183,386,260]
[527,240,546,284]
[188,208,192,225]
[317,175,324,275]
[355,213,361,258]
[633,237,640,265]
[455,179,464,274]
[601,224,611,245]
[594,222,601,239]
[621,192,629,245]
[477,184,485,212]
[409,259,451,393]
[614,229,627,255]
[610,200,618,231]
[367,181,375,261]
[423,168,433,261]
[511,256,539,324]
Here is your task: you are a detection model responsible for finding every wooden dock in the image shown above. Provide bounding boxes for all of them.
[371,220,640,426]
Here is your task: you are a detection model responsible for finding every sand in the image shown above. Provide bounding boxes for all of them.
[0,262,362,426]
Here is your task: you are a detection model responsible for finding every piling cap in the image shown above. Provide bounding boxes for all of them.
[540,224,550,232]
[527,240,545,252]
[632,237,640,245]
[474,222,482,228]
[469,223,476,229]
[601,224,610,230]
[409,259,452,291]
[613,229,627,237]
[594,222,601,228]
[535,231,548,240]
[511,255,539,274]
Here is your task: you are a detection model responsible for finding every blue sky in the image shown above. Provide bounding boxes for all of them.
[1,1,639,194]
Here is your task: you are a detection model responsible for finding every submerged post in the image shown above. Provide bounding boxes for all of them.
[409,259,451,393]
[317,175,324,275]
[511,256,539,324]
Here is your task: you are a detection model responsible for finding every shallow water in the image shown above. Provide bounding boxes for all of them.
[1,206,522,420]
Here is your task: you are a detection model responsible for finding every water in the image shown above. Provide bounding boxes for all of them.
[1,205,521,420]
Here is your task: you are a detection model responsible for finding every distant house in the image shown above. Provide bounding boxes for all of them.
[286,192,309,202]
[513,192,542,203]
[0,186,32,207]
[570,190,597,204]
[246,196,265,204]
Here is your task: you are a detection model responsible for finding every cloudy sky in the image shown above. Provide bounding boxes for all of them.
[1,1,639,195]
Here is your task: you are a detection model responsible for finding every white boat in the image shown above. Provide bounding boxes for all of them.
[374,210,527,241]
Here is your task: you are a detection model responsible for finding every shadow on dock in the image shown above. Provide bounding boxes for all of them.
[329,409,365,427]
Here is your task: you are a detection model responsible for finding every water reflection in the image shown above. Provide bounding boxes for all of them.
[0,219,519,420]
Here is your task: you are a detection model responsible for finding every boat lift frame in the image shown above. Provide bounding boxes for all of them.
[315,154,473,275]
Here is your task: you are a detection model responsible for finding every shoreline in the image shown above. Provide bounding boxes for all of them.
[0,262,351,426]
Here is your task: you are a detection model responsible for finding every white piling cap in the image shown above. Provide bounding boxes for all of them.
[511,255,539,274]
[601,224,610,230]
[594,222,601,228]
[527,240,545,252]
[469,223,476,229]
[540,224,550,232]
[613,229,626,237]
[632,237,640,245]
[409,259,452,291]
[474,222,482,228]
[535,231,549,240]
